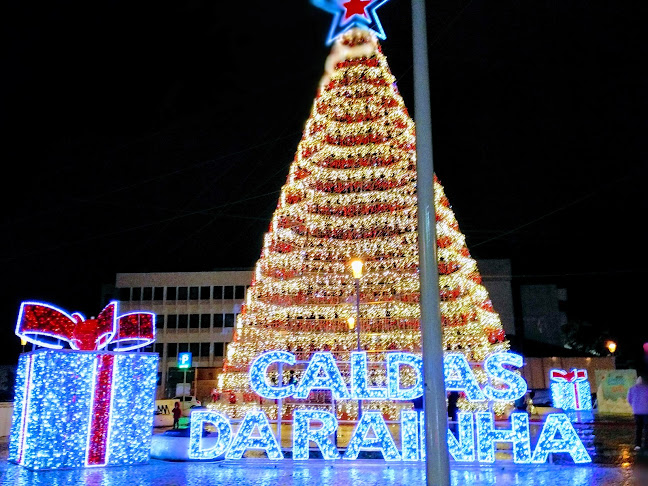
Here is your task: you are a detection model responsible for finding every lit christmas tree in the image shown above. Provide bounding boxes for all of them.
[214,28,509,420]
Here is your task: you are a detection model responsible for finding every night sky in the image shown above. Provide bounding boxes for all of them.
[1,1,646,367]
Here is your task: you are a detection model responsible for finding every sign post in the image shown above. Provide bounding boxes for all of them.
[178,352,192,397]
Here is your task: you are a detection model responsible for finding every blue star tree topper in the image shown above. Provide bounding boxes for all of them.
[311,0,391,45]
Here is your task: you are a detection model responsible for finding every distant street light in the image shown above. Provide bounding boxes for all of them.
[351,259,364,280]
[606,341,617,355]
[347,316,356,330]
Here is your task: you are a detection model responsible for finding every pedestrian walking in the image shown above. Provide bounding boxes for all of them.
[447,391,460,435]
[627,375,648,450]
[172,401,182,429]
[514,392,528,412]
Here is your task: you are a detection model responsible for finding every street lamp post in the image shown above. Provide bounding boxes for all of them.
[350,259,364,352]
[350,259,364,418]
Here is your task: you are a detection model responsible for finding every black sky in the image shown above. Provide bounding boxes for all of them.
[1,1,647,366]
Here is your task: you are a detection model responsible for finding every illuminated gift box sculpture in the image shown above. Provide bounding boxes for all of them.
[9,301,158,470]
[550,368,592,411]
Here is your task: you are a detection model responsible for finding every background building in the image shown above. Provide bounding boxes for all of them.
[519,284,568,345]
[113,269,253,400]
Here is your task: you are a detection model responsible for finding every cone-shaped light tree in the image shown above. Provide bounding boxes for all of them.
[215,29,509,420]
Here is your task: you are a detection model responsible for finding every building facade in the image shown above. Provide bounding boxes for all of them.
[519,284,568,346]
[113,270,253,400]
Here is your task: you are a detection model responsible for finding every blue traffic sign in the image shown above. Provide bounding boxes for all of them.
[178,352,192,369]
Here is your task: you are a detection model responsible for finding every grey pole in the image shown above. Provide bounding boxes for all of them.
[355,277,362,417]
[355,278,361,352]
[277,361,283,448]
[412,0,451,485]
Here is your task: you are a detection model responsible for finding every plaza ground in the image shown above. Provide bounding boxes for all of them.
[1,416,648,485]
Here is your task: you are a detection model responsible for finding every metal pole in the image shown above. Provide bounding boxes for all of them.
[412,0,451,484]
[277,361,283,448]
[355,277,362,418]
[355,278,361,351]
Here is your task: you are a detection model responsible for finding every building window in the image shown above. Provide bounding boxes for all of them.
[214,343,224,357]
[154,287,164,300]
[167,343,178,358]
[200,314,211,329]
[132,287,142,301]
[178,315,188,329]
[167,287,177,301]
[142,287,153,301]
[189,314,200,328]
[235,286,245,299]
[167,315,177,329]
[200,286,211,299]
[200,342,210,357]
[214,314,224,328]
[178,343,189,354]
[224,286,234,299]
[189,343,200,357]
[178,287,188,300]
[224,313,235,327]
[156,315,165,329]
[189,286,199,300]
[117,288,131,301]
[155,343,164,356]
[213,286,223,299]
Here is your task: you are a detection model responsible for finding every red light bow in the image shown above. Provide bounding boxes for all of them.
[16,301,155,351]
[550,369,588,383]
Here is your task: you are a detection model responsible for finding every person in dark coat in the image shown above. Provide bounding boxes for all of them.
[412,395,424,411]
[628,375,648,450]
[447,391,460,435]
[172,401,182,429]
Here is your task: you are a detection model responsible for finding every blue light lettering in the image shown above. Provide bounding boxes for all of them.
[351,352,388,400]
[292,409,339,460]
[249,351,296,400]
[482,352,527,401]
[386,352,423,400]
[443,354,486,402]
[225,410,283,460]
[343,411,401,461]
[294,352,350,400]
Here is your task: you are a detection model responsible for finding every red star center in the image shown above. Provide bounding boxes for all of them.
[342,0,372,21]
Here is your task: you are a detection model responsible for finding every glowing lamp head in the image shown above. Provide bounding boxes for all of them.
[347,317,356,330]
[606,341,617,354]
[350,259,364,279]
[20,338,27,346]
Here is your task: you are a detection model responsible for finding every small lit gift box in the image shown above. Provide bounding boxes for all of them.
[550,368,592,411]
[9,301,158,470]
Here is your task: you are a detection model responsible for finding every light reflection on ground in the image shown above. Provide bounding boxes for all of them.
[2,416,647,485]
[1,458,647,486]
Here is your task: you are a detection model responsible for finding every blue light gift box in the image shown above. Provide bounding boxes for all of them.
[9,301,158,470]
[550,368,592,411]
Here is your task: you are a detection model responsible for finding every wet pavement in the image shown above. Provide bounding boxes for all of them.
[2,416,648,485]
[2,456,648,486]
